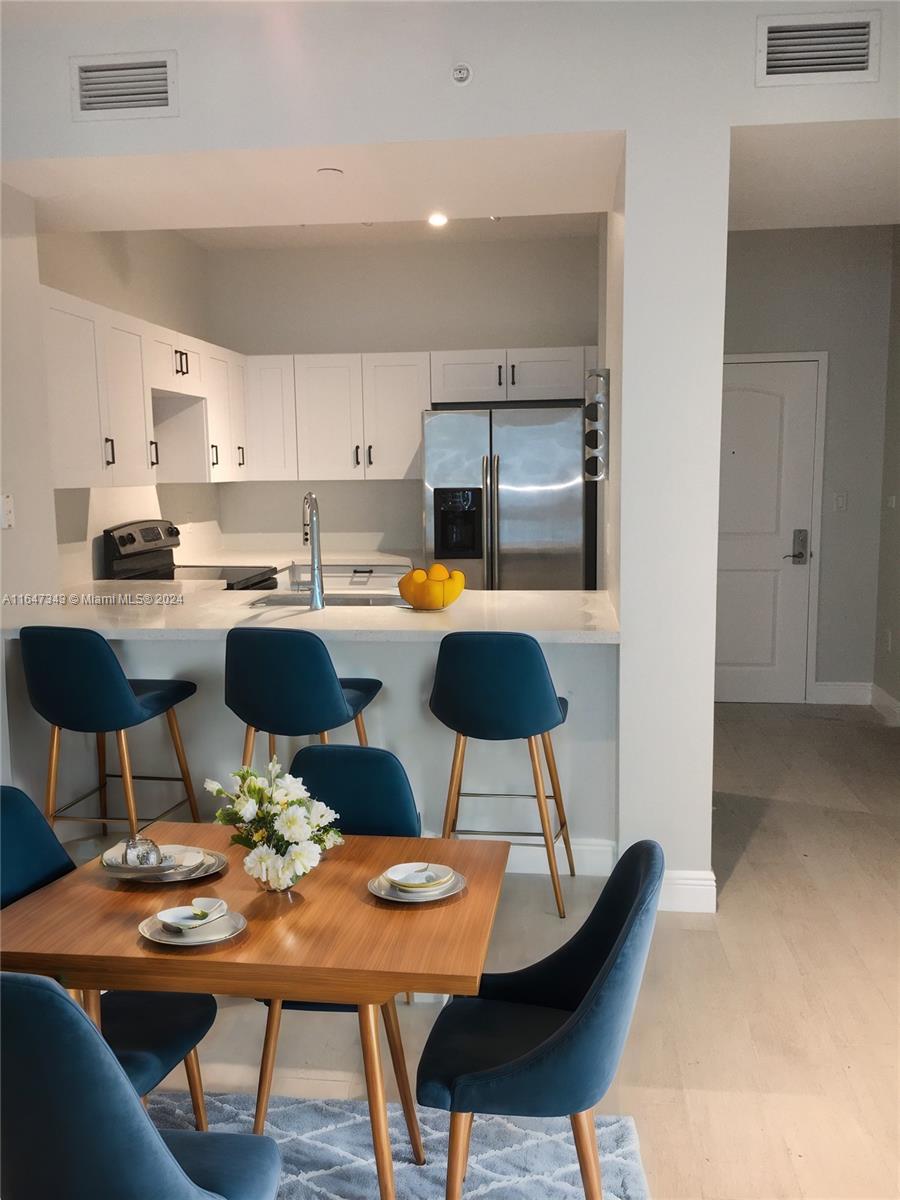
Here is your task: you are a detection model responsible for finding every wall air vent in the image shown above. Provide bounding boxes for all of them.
[756,12,880,85]
[70,51,178,120]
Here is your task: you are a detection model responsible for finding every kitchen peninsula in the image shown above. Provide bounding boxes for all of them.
[2,588,620,877]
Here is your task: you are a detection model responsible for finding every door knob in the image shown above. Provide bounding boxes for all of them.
[783,528,809,564]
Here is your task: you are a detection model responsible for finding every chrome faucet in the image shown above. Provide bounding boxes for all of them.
[302,491,325,610]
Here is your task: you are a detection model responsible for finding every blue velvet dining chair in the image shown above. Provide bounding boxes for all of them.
[416,839,665,1200]
[0,785,217,1130]
[1,973,281,1200]
[251,745,425,1168]
[225,627,382,768]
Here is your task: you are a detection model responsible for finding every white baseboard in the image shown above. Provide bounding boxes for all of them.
[806,681,873,705]
[660,870,718,913]
[872,684,900,726]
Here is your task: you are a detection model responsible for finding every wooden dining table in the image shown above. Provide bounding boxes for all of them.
[0,821,510,1200]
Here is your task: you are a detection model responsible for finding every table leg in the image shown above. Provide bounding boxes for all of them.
[358,1003,395,1200]
[254,999,282,1135]
[82,989,102,1028]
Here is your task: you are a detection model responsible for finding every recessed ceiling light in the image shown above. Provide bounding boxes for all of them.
[316,167,344,176]
[428,212,448,228]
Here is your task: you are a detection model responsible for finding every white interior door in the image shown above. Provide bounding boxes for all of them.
[716,359,819,702]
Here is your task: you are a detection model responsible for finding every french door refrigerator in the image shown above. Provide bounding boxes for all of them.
[423,406,594,589]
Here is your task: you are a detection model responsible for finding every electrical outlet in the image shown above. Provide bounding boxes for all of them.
[833,492,848,512]
[1,493,13,530]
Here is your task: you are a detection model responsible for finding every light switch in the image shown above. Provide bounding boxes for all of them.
[833,492,848,512]
[1,493,13,530]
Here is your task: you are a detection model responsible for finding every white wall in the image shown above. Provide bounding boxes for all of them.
[37,229,211,341]
[204,235,599,355]
[874,228,900,704]
[724,227,893,685]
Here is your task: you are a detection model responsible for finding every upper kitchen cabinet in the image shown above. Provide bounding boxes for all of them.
[245,356,298,481]
[43,289,154,488]
[228,355,248,476]
[361,352,430,480]
[430,349,506,406]
[146,330,203,395]
[506,347,585,401]
[295,354,365,480]
[200,351,233,481]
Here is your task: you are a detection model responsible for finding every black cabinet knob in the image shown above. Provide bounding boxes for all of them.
[166,525,179,537]
[117,534,128,547]
[126,533,136,545]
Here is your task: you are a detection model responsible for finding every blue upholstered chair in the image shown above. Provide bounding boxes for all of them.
[19,625,199,836]
[0,786,217,1130]
[1,973,281,1200]
[251,745,424,1167]
[429,631,575,917]
[225,627,382,767]
[416,839,664,1200]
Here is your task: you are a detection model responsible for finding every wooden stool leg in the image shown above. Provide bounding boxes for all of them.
[254,999,282,1135]
[319,730,329,745]
[267,732,276,763]
[165,707,200,821]
[462,1111,474,1180]
[358,1003,396,1200]
[446,1112,473,1200]
[242,724,257,768]
[381,998,425,1164]
[96,732,108,834]
[44,725,61,826]
[570,1109,603,1200]
[354,712,369,746]
[115,729,139,836]
[183,1046,208,1131]
[528,736,566,918]
[542,732,575,877]
[441,733,467,838]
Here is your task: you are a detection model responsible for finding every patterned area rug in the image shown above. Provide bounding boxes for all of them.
[149,1092,650,1200]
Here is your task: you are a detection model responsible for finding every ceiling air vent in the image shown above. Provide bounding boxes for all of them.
[756,12,880,85]
[70,51,178,121]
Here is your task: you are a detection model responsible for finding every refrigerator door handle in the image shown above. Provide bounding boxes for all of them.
[481,454,491,589]
[491,453,500,589]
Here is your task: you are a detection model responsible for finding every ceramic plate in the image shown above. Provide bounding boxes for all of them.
[103,848,228,883]
[139,911,247,946]
[383,862,455,891]
[157,897,228,932]
[368,871,466,904]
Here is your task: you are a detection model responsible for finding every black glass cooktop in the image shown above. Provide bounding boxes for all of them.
[173,565,276,588]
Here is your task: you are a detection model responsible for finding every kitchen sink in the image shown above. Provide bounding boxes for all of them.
[249,593,406,608]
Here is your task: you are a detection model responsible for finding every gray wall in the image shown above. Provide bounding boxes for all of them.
[874,228,900,702]
[203,236,600,355]
[724,227,893,685]
[38,229,212,341]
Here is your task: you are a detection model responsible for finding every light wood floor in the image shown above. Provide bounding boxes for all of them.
[159,704,899,1199]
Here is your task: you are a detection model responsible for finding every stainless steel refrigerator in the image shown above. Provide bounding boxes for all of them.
[423,406,595,589]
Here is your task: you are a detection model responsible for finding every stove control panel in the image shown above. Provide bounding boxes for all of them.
[103,519,181,558]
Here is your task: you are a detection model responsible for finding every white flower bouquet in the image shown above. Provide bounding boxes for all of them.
[207,758,342,892]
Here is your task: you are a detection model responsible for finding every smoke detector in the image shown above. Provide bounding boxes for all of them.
[452,63,472,86]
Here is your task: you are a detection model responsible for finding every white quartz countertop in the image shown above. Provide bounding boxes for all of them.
[175,547,413,572]
[2,589,620,644]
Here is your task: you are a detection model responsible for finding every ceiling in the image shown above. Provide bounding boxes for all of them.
[180,213,602,251]
[2,131,623,234]
[729,119,900,231]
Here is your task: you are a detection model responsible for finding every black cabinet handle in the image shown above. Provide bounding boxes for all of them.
[497,364,503,387]
[104,437,116,466]
[511,363,516,386]
[354,444,361,467]
[211,444,219,467]
[366,444,374,467]
[182,351,189,376]
[237,445,245,467]
[149,440,159,466]
[174,350,183,375]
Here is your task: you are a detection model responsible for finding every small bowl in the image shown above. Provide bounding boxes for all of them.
[157,897,227,932]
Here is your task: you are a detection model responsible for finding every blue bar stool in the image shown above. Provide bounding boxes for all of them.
[429,631,575,918]
[20,626,200,836]
[225,628,382,766]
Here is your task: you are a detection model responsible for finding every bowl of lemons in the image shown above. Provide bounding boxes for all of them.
[398,563,465,611]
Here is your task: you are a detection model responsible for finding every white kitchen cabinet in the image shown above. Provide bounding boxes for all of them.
[203,352,232,480]
[361,352,429,480]
[146,331,203,395]
[295,354,365,480]
[430,349,506,406]
[103,316,155,485]
[226,355,247,478]
[506,346,585,401]
[43,297,106,488]
[245,356,298,481]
